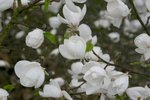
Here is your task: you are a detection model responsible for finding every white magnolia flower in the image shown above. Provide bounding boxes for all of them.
[49,17,61,29]
[134,0,147,13]
[68,62,83,78]
[48,0,62,14]
[105,0,130,27]
[53,77,65,87]
[58,4,86,26]
[0,88,9,100]
[108,32,120,43]
[145,0,150,12]
[26,28,44,49]
[126,86,150,100]
[59,36,86,59]
[0,0,13,12]
[134,33,150,61]
[14,60,45,88]
[107,74,129,95]
[64,0,86,12]
[39,80,63,98]
[40,79,73,100]
[78,24,92,41]
[81,62,111,95]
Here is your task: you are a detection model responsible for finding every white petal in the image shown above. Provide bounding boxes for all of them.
[78,24,92,41]
[14,60,33,78]
[57,14,69,24]
[59,44,75,59]
[62,90,73,100]
[65,0,78,12]
[39,84,63,98]
[80,4,87,22]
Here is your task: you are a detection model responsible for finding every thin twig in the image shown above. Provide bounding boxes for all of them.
[92,50,150,78]
[146,16,150,26]
[128,0,150,35]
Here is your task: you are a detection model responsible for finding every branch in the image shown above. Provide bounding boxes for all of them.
[92,50,150,78]
[128,0,150,35]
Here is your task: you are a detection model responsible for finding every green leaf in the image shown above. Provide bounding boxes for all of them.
[130,61,141,65]
[44,32,57,44]
[44,0,50,12]
[86,40,93,52]
[3,84,15,92]
[116,95,125,100]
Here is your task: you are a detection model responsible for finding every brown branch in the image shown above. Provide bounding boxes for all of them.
[128,0,150,35]
[92,50,150,78]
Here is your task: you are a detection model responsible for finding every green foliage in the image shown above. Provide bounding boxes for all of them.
[3,84,15,92]
[116,95,125,100]
[44,0,50,12]
[44,32,57,44]
[86,40,94,52]
[130,61,141,65]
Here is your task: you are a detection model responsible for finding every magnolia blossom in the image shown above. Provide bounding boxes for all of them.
[105,0,130,27]
[78,24,97,44]
[108,32,120,43]
[81,61,111,95]
[68,62,83,78]
[145,0,150,12]
[26,28,44,49]
[49,16,61,35]
[126,86,150,100]
[134,33,150,61]
[0,88,9,100]
[14,60,45,88]
[59,36,86,59]
[58,4,86,26]
[0,0,13,12]
[39,79,73,100]
[48,0,62,14]
[107,74,129,96]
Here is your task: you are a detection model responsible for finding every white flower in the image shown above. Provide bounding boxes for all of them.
[58,4,86,26]
[39,80,63,98]
[81,62,111,95]
[0,88,9,100]
[49,17,61,29]
[48,0,62,14]
[134,33,150,61]
[40,79,73,100]
[14,60,45,88]
[108,32,120,43]
[0,0,13,12]
[68,62,83,78]
[145,0,150,12]
[59,36,86,59]
[126,86,150,100]
[25,28,44,49]
[78,24,92,41]
[107,74,129,95]
[105,0,130,27]
[53,77,65,87]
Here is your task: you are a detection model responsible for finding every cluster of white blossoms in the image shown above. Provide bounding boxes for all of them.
[1,0,150,100]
